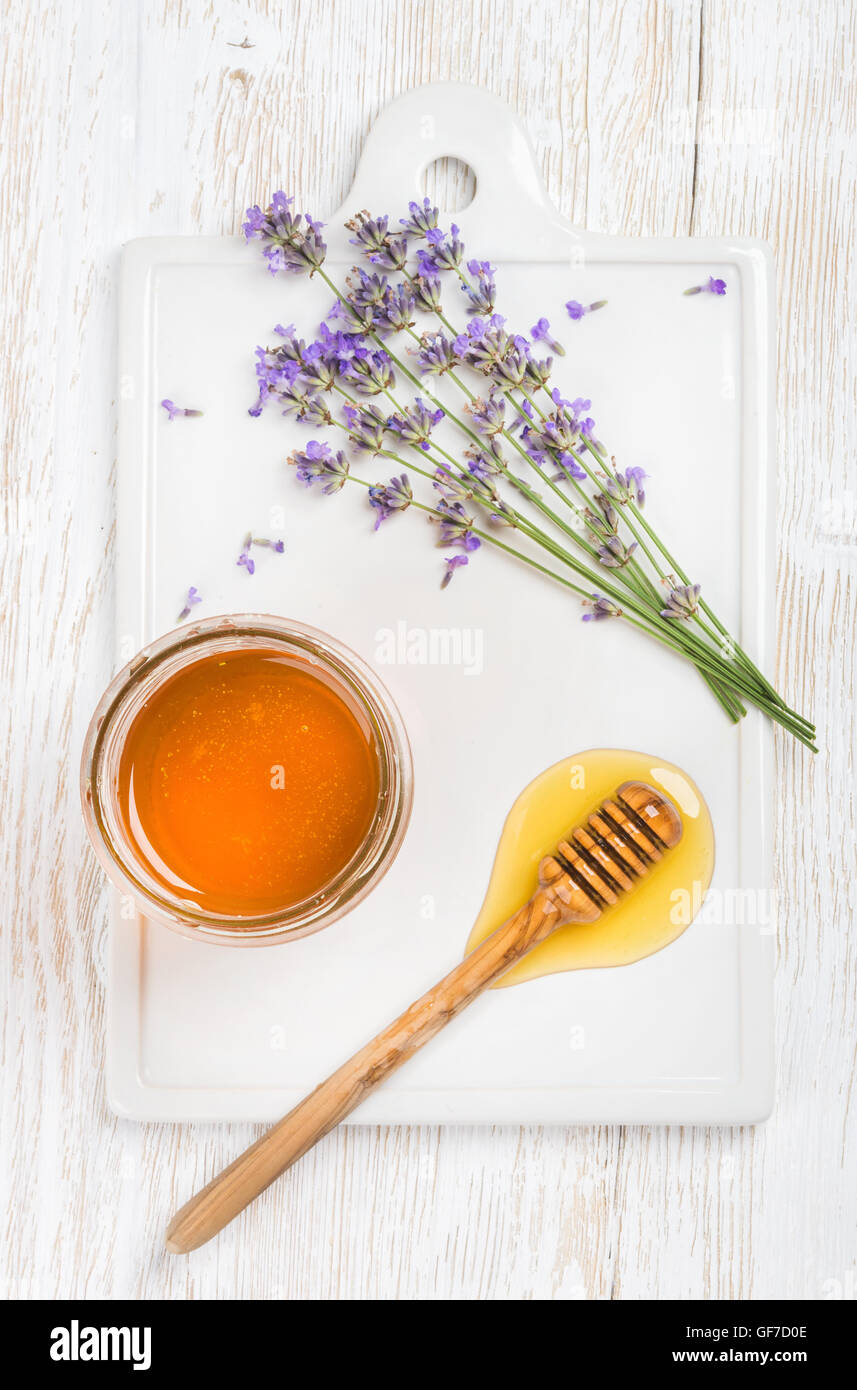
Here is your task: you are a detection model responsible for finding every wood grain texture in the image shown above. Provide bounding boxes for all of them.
[1,0,855,1299]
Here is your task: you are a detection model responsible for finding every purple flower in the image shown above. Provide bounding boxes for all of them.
[346,267,389,307]
[431,499,481,552]
[416,332,459,377]
[373,282,416,336]
[465,442,505,477]
[684,276,727,296]
[346,211,391,254]
[660,582,701,619]
[530,318,566,357]
[399,198,440,237]
[413,271,443,313]
[432,466,473,502]
[462,259,496,315]
[368,235,409,272]
[243,192,327,276]
[368,473,413,528]
[592,492,619,533]
[597,535,638,568]
[441,554,469,588]
[468,471,516,527]
[565,298,607,320]
[524,355,554,390]
[161,399,202,421]
[465,393,506,437]
[527,409,582,456]
[340,347,396,395]
[250,537,285,553]
[606,466,647,508]
[553,451,587,483]
[177,586,202,621]
[237,533,256,575]
[288,440,350,493]
[582,594,623,622]
[490,341,529,388]
[422,223,464,272]
[509,398,534,433]
[343,401,388,454]
[385,397,444,450]
[329,297,376,335]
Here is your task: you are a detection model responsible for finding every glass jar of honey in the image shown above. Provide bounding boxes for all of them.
[81,615,413,946]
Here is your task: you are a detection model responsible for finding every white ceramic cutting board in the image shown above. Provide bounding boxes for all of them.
[112,82,775,1124]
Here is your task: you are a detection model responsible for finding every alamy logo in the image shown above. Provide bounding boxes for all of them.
[375,621,484,676]
[50,1320,151,1371]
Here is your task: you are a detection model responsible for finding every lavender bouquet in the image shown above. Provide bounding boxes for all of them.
[241,192,816,751]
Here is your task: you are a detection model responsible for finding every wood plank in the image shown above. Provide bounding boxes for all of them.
[1,0,854,1300]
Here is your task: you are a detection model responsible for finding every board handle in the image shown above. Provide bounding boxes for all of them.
[341,81,564,228]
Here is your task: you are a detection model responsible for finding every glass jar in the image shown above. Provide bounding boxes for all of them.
[81,614,413,946]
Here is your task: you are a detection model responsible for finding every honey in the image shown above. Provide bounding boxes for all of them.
[465,748,714,986]
[117,648,380,917]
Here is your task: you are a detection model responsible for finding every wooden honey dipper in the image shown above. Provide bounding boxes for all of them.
[165,781,682,1253]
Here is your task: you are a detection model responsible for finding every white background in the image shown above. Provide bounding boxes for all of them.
[1,0,855,1299]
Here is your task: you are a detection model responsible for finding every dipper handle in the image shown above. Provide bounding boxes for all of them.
[166,783,681,1253]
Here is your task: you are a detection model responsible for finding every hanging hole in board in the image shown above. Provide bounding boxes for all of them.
[420,157,477,213]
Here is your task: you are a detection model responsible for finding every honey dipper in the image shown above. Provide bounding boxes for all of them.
[165,781,682,1253]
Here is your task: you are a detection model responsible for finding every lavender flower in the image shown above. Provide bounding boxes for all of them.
[345,210,390,254]
[416,332,459,376]
[341,347,396,395]
[605,466,647,508]
[289,440,350,493]
[468,472,517,527]
[441,554,469,588]
[302,394,334,426]
[454,315,510,371]
[422,224,464,272]
[565,298,607,320]
[530,318,566,357]
[251,537,285,552]
[237,533,256,574]
[684,276,727,296]
[431,499,481,552]
[385,397,444,450]
[527,409,582,455]
[368,473,413,528]
[593,492,620,532]
[399,197,440,237]
[490,341,529,388]
[582,594,623,622]
[413,271,444,313]
[299,346,338,393]
[177,586,202,621]
[597,535,638,568]
[661,583,701,619]
[370,236,409,272]
[373,282,416,336]
[248,341,304,416]
[243,192,327,276]
[465,442,505,477]
[343,402,388,455]
[465,393,506,437]
[330,296,376,335]
[524,355,554,390]
[552,451,587,483]
[346,267,389,307]
[432,467,473,502]
[161,399,202,421]
[462,259,496,315]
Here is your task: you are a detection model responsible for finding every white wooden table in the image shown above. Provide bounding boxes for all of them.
[2,0,855,1300]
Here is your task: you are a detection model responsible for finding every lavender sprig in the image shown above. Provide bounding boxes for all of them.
[240,191,816,748]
